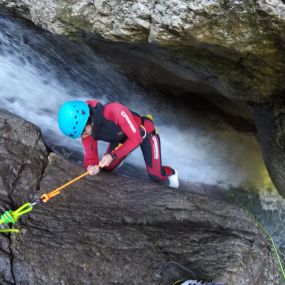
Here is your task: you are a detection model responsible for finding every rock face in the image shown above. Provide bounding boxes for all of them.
[0,109,47,206]
[0,110,47,284]
[0,112,283,284]
[250,101,285,197]
[1,0,285,101]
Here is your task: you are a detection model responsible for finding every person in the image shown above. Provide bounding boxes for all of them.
[57,100,179,188]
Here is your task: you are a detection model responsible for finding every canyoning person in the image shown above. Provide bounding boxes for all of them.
[57,100,179,188]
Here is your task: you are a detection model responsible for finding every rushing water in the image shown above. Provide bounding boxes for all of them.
[1,12,285,250]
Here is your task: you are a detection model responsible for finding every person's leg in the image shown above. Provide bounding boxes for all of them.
[103,142,126,171]
[141,133,174,181]
[141,118,178,187]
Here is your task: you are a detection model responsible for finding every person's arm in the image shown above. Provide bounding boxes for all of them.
[109,103,142,161]
[81,135,99,170]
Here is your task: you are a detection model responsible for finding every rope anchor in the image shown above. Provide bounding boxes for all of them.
[0,171,89,233]
[0,203,33,233]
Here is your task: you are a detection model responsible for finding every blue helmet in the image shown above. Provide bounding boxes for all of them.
[58,101,90,139]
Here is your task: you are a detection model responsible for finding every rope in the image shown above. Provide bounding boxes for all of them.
[0,171,89,233]
[40,171,89,203]
[0,203,33,233]
[228,193,285,282]
[257,220,285,280]
[0,228,20,233]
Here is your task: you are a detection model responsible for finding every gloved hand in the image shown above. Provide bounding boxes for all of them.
[99,154,113,168]
[87,165,100,176]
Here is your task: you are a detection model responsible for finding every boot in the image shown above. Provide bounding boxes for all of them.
[168,169,179,189]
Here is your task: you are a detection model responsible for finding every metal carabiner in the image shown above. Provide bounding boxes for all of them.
[30,197,41,207]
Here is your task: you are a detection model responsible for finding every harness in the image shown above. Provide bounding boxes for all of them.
[140,115,157,139]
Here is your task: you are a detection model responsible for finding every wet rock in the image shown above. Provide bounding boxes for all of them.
[0,235,14,284]
[0,109,48,206]
[0,106,282,284]
[0,109,48,284]
[10,154,282,284]
[250,101,285,198]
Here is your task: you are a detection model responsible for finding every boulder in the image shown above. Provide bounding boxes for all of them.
[0,111,282,284]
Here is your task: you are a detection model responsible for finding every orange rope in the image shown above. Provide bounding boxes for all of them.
[41,171,89,203]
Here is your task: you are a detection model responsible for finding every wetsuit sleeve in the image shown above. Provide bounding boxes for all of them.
[81,135,99,168]
[111,105,142,160]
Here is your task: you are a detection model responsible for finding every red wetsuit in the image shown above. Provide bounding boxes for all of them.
[82,100,174,183]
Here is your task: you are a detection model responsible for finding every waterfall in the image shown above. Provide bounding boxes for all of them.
[0,12,274,190]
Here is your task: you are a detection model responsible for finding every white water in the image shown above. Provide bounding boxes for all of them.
[0,14,275,192]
